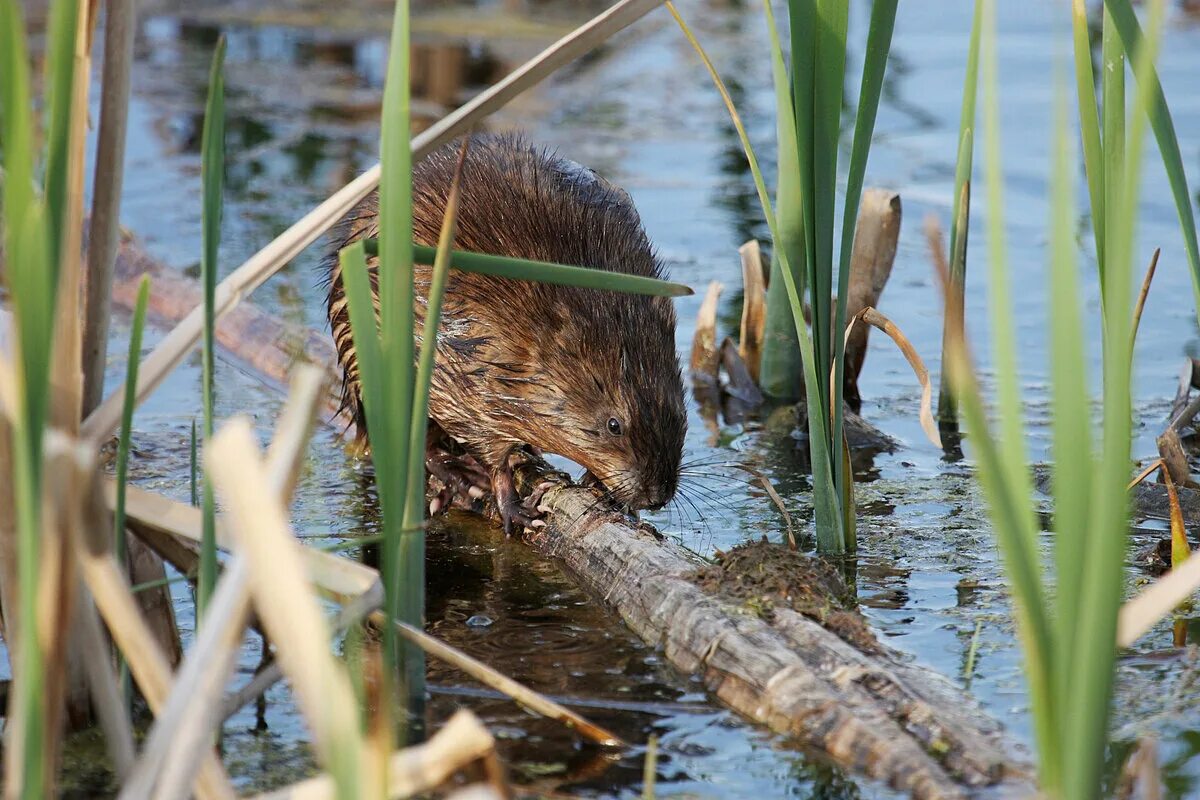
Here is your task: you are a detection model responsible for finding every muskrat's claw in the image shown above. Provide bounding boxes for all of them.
[426,447,490,514]
[523,480,557,516]
[492,465,547,535]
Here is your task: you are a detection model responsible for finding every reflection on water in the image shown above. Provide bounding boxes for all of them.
[39,0,1200,795]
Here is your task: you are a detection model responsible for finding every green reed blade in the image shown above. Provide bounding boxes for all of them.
[378,0,422,714]
[667,1,843,552]
[197,36,226,624]
[361,240,692,297]
[1100,5,1125,302]
[758,0,805,401]
[809,0,847,393]
[1103,0,1200,320]
[1063,3,1161,795]
[338,243,385,464]
[40,0,80,270]
[831,0,898,519]
[976,0,1059,782]
[1,1,77,793]
[115,275,150,566]
[1070,0,1105,269]
[1046,93,1092,725]
[937,0,982,432]
[189,418,198,507]
[786,0,818,317]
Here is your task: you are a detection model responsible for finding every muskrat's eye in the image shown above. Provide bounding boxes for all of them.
[606,417,624,436]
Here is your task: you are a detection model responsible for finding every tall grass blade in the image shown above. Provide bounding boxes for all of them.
[810,0,848,392]
[973,0,1059,783]
[831,0,898,536]
[197,36,226,624]
[1104,0,1200,318]
[1071,0,1106,269]
[360,241,691,297]
[758,0,804,400]
[0,0,82,792]
[41,0,81,269]
[1100,5,1125,301]
[937,0,982,432]
[115,276,151,567]
[1046,92,1092,761]
[1062,2,1162,794]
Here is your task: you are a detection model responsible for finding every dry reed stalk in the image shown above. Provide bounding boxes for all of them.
[249,709,498,800]
[75,593,136,779]
[68,459,238,800]
[82,0,136,415]
[122,367,324,797]
[219,580,384,723]
[206,417,364,776]
[842,190,901,403]
[842,307,941,449]
[118,557,251,800]
[80,0,668,444]
[51,0,91,432]
[1130,248,1161,352]
[738,241,766,383]
[116,481,624,747]
[1118,546,1200,647]
[688,281,723,381]
[1128,459,1165,490]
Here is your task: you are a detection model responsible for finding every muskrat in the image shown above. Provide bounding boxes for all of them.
[324,133,686,532]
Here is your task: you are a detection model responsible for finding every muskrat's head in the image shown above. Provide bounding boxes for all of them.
[536,295,686,512]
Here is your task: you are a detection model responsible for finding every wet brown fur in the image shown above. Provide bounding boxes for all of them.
[323,133,686,513]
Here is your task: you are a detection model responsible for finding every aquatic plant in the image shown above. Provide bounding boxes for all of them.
[1072,0,1200,320]
[197,37,226,624]
[674,0,897,553]
[944,0,1164,794]
[0,0,87,791]
[934,0,982,440]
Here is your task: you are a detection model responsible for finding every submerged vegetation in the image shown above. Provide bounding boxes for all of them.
[3,0,1200,797]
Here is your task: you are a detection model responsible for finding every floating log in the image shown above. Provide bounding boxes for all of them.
[106,234,1036,797]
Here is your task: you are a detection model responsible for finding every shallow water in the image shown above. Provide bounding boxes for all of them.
[44,0,1200,795]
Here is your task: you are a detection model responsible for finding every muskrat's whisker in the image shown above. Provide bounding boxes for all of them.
[674,483,744,519]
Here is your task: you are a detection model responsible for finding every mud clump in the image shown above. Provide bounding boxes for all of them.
[690,537,879,654]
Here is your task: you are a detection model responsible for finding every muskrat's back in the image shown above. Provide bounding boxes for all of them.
[325,133,686,528]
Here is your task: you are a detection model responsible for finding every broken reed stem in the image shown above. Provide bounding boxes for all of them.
[72,471,238,800]
[82,0,136,415]
[207,418,364,795]
[80,0,668,445]
[738,241,766,383]
[1127,459,1165,490]
[248,710,499,800]
[842,306,942,449]
[1130,247,1161,354]
[118,558,252,800]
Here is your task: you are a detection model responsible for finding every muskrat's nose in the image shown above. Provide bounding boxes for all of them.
[641,486,671,512]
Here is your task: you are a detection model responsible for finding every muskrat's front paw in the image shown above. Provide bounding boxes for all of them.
[426,448,489,514]
[498,495,545,536]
